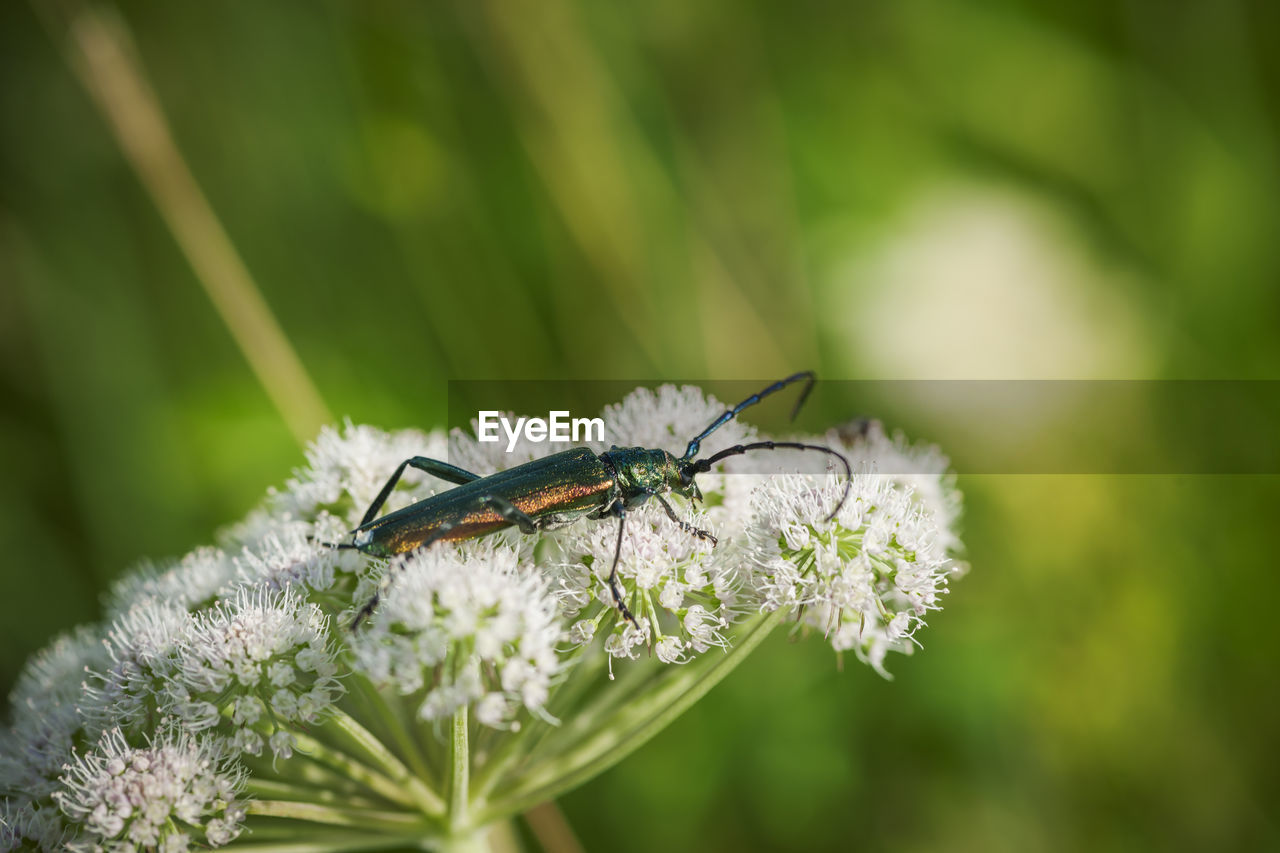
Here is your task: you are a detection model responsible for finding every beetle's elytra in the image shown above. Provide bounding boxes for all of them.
[345,373,852,630]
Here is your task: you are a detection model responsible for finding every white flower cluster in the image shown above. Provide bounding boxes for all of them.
[76,590,342,762]
[82,600,191,735]
[1,384,965,850]
[744,424,965,675]
[543,387,753,666]
[550,500,740,667]
[274,421,450,528]
[831,419,964,553]
[0,627,106,850]
[531,387,965,673]
[179,587,342,759]
[3,577,340,847]
[350,544,561,729]
[53,726,246,852]
[102,547,236,621]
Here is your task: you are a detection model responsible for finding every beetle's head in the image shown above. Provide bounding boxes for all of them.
[674,457,704,503]
[608,447,694,502]
[648,449,704,502]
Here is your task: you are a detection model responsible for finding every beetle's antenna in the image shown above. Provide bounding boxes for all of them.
[681,372,815,461]
[688,441,852,522]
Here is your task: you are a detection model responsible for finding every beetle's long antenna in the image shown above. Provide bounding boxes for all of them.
[688,441,852,522]
[681,372,815,461]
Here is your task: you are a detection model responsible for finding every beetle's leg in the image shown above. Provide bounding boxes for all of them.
[359,456,483,528]
[350,516,467,630]
[311,538,359,551]
[607,504,640,632]
[351,492,546,630]
[351,594,379,631]
[479,495,541,535]
[653,494,718,547]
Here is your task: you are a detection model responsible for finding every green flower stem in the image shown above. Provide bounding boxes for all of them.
[546,643,607,714]
[468,724,535,805]
[244,777,383,809]
[245,799,434,832]
[475,610,783,823]
[448,703,470,832]
[520,640,678,764]
[557,643,665,725]
[225,834,433,853]
[233,821,438,847]
[483,818,524,853]
[429,833,492,853]
[470,648,603,801]
[291,731,427,812]
[318,706,445,816]
[244,751,374,800]
[350,672,437,788]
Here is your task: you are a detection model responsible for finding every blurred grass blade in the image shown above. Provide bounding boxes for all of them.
[468,0,792,377]
[36,0,331,446]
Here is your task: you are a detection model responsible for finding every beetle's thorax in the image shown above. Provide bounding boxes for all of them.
[601,446,686,501]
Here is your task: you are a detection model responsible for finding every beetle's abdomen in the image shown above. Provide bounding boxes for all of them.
[354,446,615,556]
[357,508,507,556]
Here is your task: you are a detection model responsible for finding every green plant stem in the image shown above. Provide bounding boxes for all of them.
[291,732,423,812]
[471,644,598,787]
[449,704,470,833]
[430,832,493,853]
[244,777,382,809]
[351,673,437,787]
[474,611,783,823]
[318,707,445,816]
[471,633,624,802]
[245,799,432,832]
[226,834,434,853]
[243,751,373,800]
[235,829,440,850]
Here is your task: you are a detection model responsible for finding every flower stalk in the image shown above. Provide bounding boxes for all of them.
[449,705,471,836]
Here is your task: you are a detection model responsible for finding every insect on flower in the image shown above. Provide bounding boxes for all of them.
[343,372,853,630]
[0,379,964,852]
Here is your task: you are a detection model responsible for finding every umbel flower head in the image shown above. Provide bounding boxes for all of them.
[349,543,561,728]
[53,725,246,852]
[1,384,966,852]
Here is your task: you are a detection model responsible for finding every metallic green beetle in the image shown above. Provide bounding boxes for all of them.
[346,373,851,629]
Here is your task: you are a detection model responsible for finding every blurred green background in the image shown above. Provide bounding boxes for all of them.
[2,1,1278,850]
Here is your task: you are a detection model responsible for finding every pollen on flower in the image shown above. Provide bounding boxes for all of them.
[654,635,685,663]
[828,420,964,553]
